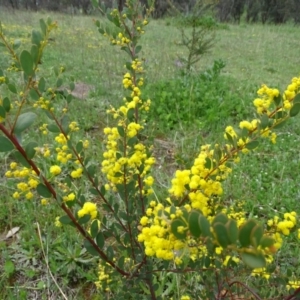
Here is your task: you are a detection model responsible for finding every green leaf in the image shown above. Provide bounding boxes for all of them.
[59,215,73,225]
[293,93,300,104]
[61,115,70,134]
[250,225,264,247]
[78,214,91,225]
[239,219,257,247]
[96,232,105,248]
[76,141,83,153]
[38,77,46,92]
[0,106,6,118]
[198,215,211,237]
[87,165,96,177]
[225,132,234,145]
[31,29,43,47]
[213,222,229,248]
[226,219,238,245]
[117,125,125,137]
[84,239,99,256]
[20,50,34,76]
[13,39,21,50]
[3,97,11,112]
[56,78,63,88]
[8,83,17,94]
[29,88,39,101]
[107,246,114,260]
[25,142,38,159]
[66,94,73,104]
[259,236,274,249]
[245,140,259,150]
[212,213,228,226]
[135,45,142,54]
[170,219,187,240]
[260,114,269,130]
[90,220,99,238]
[69,81,75,91]
[36,183,52,198]
[14,112,37,134]
[47,17,52,26]
[241,252,266,269]
[47,124,60,133]
[188,211,202,238]
[39,19,47,36]
[89,188,99,196]
[273,94,282,107]
[204,157,212,169]
[290,102,300,117]
[13,151,30,167]
[0,136,14,152]
[31,44,39,65]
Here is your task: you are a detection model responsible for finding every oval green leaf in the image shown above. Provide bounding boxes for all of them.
[36,183,52,198]
[20,50,34,76]
[239,219,257,247]
[188,211,202,238]
[290,102,300,117]
[241,252,266,269]
[213,222,229,248]
[14,112,37,134]
[0,136,14,152]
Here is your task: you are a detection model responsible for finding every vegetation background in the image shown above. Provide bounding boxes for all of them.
[1,0,300,299]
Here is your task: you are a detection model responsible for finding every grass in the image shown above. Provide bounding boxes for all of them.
[1,6,300,299]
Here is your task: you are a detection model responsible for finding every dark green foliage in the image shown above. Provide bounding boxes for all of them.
[144,60,250,133]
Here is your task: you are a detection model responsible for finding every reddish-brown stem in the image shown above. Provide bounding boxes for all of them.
[284,286,300,300]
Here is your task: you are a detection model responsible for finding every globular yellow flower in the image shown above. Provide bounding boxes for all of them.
[55,216,62,227]
[181,296,190,300]
[41,198,48,205]
[13,191,20,199]
[25,192,33,200]
[50,165,62,176]
[66,192,75,201]
[71,168,83,178]
[10,162,17,169]
[140,216,148,226]
[78,202,97,219]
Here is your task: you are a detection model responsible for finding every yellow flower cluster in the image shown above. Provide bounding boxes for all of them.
[253,77,300,115]
[56,145,73,163]
[39,123,48,135]
[95,261,113,292]
[69,121,79,131]
[132,59,143,72]
[33,96,53,111]
[253,85,280,115]
[78,202,97,219]
[287,280,300,291]
[5,162,39,200]
[50,165,61,176]
[268,212,297,236]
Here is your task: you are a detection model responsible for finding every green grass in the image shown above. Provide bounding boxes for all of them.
[1,7,300,299]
